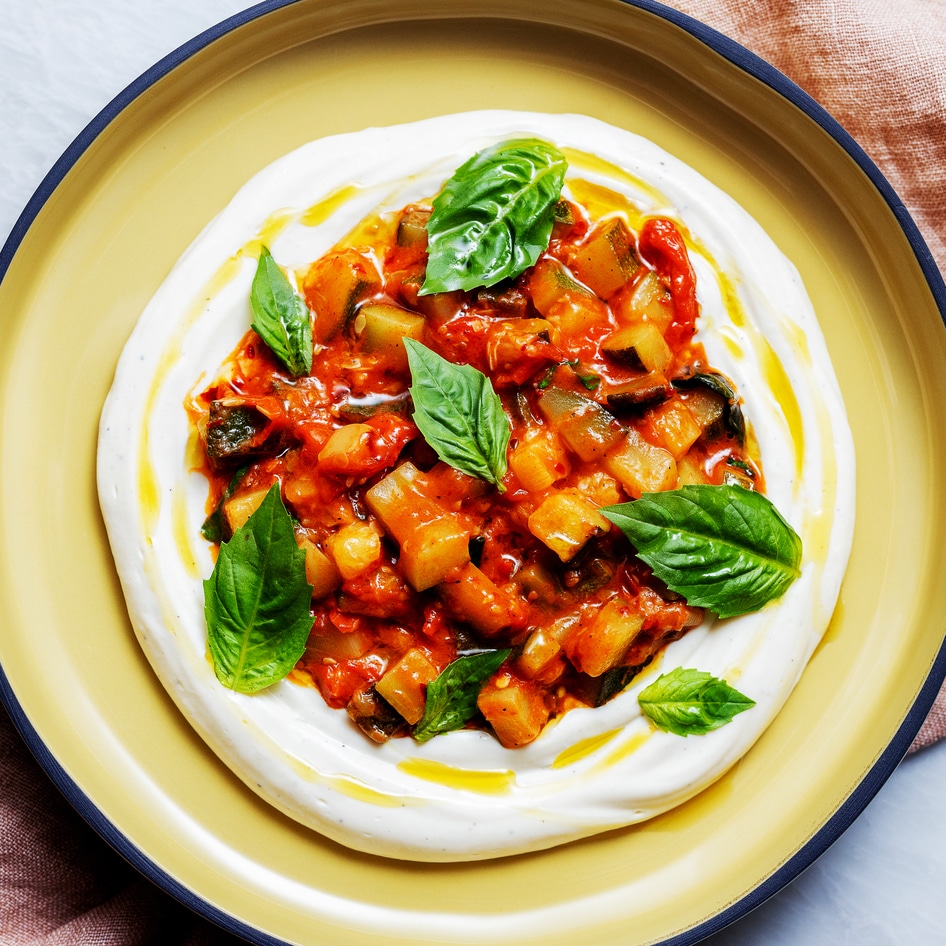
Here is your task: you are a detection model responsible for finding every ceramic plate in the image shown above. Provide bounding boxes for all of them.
[1,1,945,943]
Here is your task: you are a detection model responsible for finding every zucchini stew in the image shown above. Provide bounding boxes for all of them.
[190,139,800,750]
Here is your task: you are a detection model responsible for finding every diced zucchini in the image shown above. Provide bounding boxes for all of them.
[641,399,702,459]
[302,249,382,343]
[527,488,610,562]
[562,597,644,677]
[355,303,426,372]
[477,673,550,748]
[601,322,673,374]
[569,217,639,298]
[602,427,677,497]
[676,453,711,486]
[438,562,526,636]
[223,486,272,534]
[514,628,567,684]
[365,463,473,590]
[307,624,374,662]
[375,648,439,725]
[396,207,430,251]
[547,294,610,337]
[509,429,570,492]
[399,519,472,592]
[527,257,593,317]
[674,372,746,444]
[613,270,673,333]
[298,537,341,599]
[326,520,383,580]
[606,371,672,411]
[537,388,626,462]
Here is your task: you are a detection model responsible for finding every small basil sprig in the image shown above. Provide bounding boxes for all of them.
[250,246,313,377]
[204,484,313,693]
[602,484,801,619]
[638,668,755,736]
[404,339,510,490]
[414,650,511,743]
[420,138,568,294]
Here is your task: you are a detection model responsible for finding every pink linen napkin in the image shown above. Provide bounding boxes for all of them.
[3,1,946,943]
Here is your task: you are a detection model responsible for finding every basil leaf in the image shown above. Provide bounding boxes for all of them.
[638,667,755,736]
[204,484,313,693]
[250,246,313,377]
[404,339,510,490]
[602,484,801,619]
[414,649,511,743]
[420,138,568,294]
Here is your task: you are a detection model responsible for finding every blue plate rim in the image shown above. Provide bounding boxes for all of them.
[1,1,944,943]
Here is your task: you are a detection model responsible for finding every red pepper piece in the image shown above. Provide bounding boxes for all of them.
[638,217,699,343]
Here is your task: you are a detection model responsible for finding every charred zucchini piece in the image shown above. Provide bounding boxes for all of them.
[477,672,550,748]
[347,687,408,743]
[605,371,672,411]
[569,217,639,298]
[354,303,426,372]
[527,488,611,562]
[562,597,644,677]
[375,647,440,725]
[674,372,746,443]
[537,388,626,462]
[396,206,431,250]
[204,402,280,462]
[337,390,412,421]
[601,322,673,374]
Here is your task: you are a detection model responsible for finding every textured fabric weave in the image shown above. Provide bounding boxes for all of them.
[3,1,946,941]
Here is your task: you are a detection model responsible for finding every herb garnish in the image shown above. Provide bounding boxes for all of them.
[602,484,802,619]
[638,668,755,736]
[249,246,313,377]
[404,339,510,490]
[204,484,313,692]
[414,650,511,742]
[420,139,568,294]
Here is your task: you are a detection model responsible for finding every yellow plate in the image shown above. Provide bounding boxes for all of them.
[1,1,945,943]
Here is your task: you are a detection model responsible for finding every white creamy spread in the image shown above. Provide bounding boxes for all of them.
[97,111,855,861]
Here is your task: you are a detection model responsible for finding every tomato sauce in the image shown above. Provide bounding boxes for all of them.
[190,195,761,748]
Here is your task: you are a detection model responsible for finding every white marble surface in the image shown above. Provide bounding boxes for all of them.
[1,0,945,943]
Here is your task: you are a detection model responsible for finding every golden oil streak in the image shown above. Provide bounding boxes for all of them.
[597,729,650,769]
[137,207,298,539]
[759,334,805,482]
[301,184,363,227]
[551,728,623,770]
[397,758,516,795]
[326,774,408,808]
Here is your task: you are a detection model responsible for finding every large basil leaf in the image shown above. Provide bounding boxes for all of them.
[204,484,313,692]
[420,138,568,294]
[638,667,755,736]
[250,246,313,377]
[404,339,510,490]
[602,484,802,619]
[413,650,511,743]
